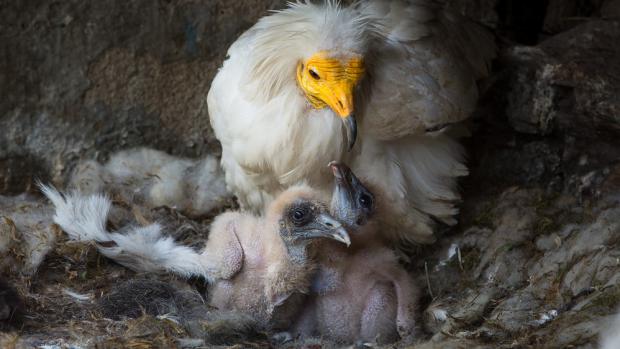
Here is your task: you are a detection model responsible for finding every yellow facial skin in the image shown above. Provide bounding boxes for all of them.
[296,52,365,150]
[296,52,365,118]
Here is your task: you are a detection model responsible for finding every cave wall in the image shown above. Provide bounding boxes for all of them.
[0,0,285,193]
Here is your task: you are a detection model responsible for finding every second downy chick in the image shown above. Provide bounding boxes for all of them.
[294,163,419,345]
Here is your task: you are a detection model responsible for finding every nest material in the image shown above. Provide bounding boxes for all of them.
[99,278,271,346]
[98,278,205,321]
[1,157,619,348]
[0,278,23,331]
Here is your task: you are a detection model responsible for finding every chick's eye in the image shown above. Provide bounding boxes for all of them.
[359,193,373,209]
[309,68,320,80]
[294,209,305,220]
[291,207,310,226]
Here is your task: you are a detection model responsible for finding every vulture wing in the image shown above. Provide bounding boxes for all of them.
[348,1,496,243]
[359,0,495,140]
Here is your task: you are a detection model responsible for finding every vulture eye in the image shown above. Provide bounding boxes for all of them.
[359,194,373,209]
[309,68,320,80]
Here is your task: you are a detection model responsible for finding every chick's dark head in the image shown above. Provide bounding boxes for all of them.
[329,161,375,228]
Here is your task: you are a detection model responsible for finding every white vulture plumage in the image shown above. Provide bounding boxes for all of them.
[208,0,495,243]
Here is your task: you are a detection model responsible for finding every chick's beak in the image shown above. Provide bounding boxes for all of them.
[328,161,373,227]
[314,212,351,246]
[328,161,355,221]
[329,161,353,194]
[329,161,350,183]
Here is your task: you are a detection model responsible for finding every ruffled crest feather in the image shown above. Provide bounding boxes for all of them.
[241,1,380,103]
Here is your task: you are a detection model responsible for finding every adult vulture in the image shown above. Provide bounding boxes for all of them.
[208,0,494,243]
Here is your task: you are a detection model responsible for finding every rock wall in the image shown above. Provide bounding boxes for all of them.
[0,0,284,193]
[413,2,620,346]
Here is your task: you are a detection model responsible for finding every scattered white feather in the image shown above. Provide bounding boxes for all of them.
[156,313,181,324]
[430,308,449,322]
[62,289,93,302]
[534,309,558,326]
[436,243,459,269]
[424,300,451,334]
[486,265,500,284]
[447,243,459,259]
[40,185,213,280]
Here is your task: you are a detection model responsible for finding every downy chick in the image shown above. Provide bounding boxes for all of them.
[42,184,351,331]
[294,163,418,345]
[203,185,351,330]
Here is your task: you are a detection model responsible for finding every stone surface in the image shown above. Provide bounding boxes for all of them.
[448,0,500,28]
[414,12,620,344]
[543,0,605,34]
[500,20,620,139]
[417,179,620,347]
[0,0,284,193]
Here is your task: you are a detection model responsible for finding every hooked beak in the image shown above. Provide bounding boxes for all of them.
[296,52,364,151]
[322,80,357,151]
[308,212,351,246]
[342,114,357,151]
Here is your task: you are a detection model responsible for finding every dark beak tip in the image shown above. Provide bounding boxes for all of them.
[347,140,355,151]
[342,114,357,152]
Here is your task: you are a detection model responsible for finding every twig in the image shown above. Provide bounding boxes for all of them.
[425,261,434,299]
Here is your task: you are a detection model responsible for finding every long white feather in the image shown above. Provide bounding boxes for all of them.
[40,185,211,280]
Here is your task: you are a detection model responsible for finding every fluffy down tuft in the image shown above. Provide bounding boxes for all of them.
[41,185,212,280]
